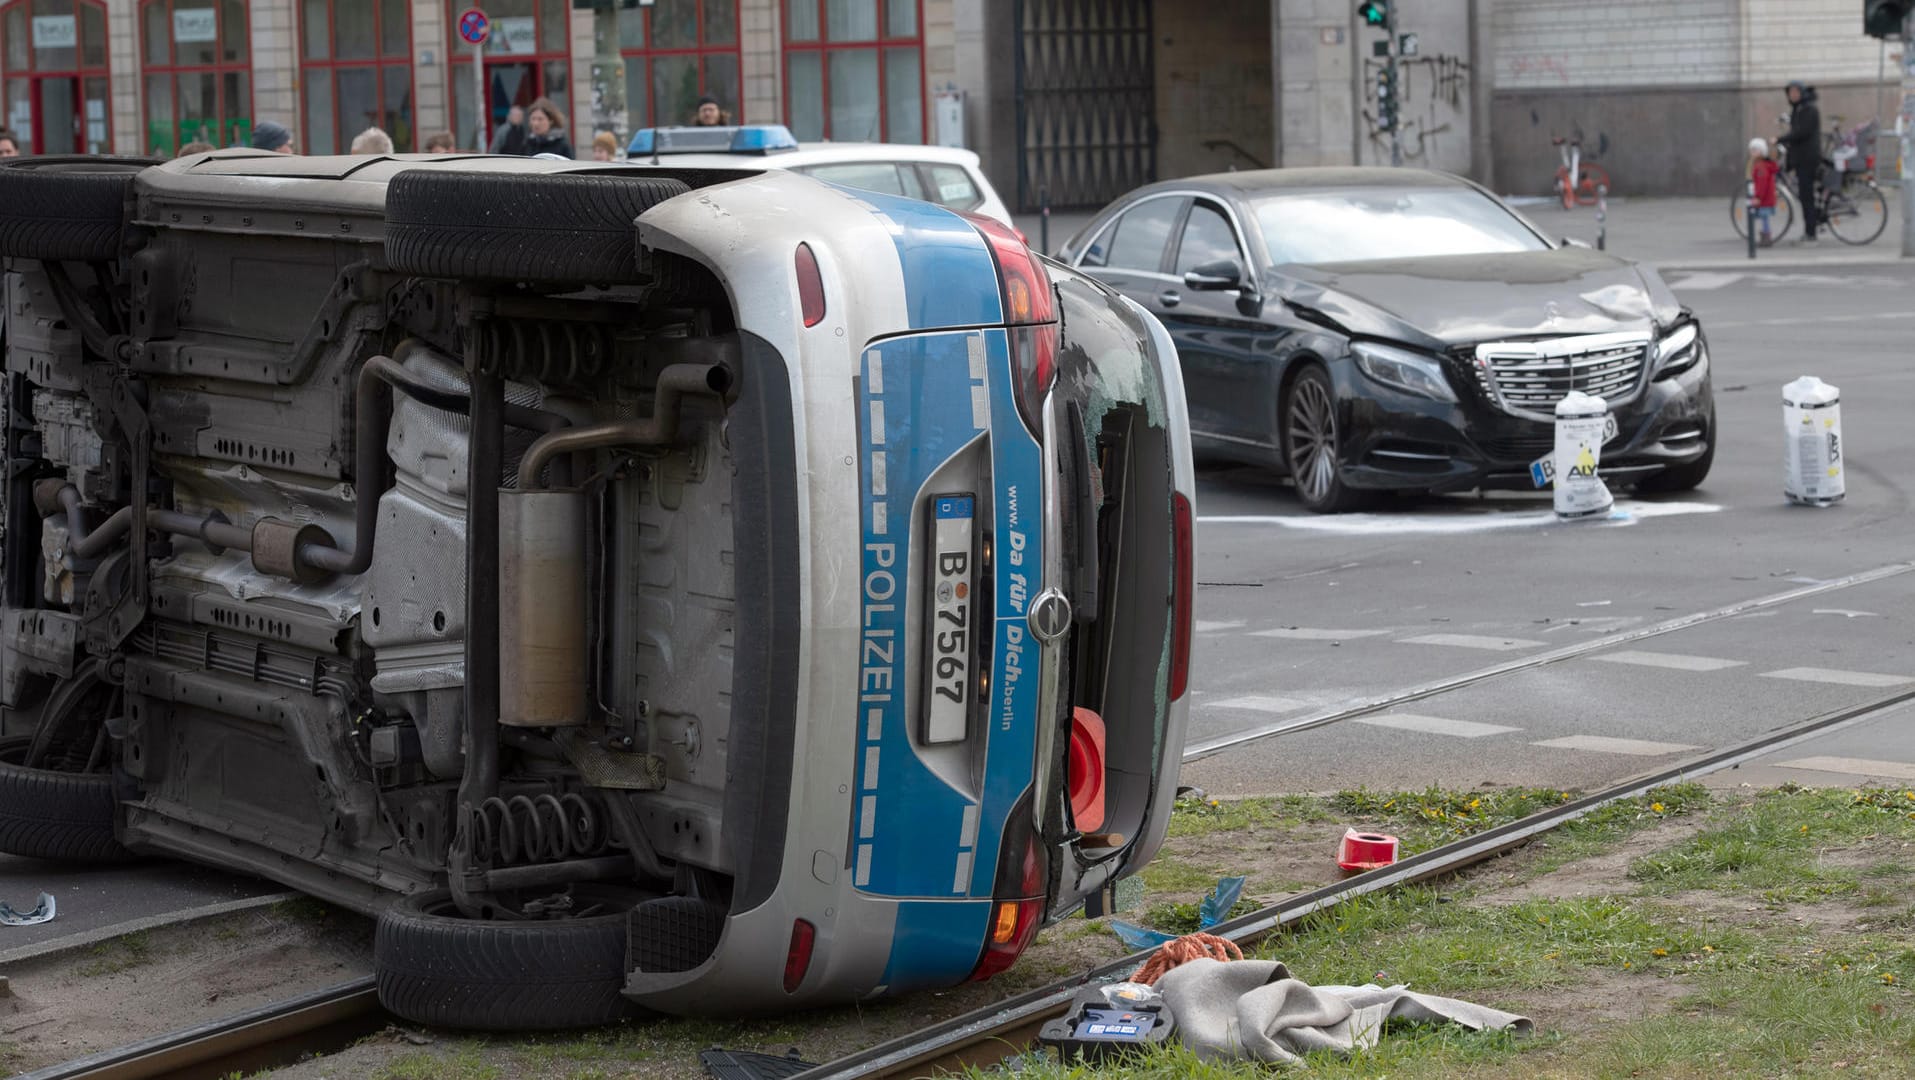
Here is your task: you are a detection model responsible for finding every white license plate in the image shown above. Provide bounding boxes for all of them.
[924,495,976,744]
[1530,414,1621,488]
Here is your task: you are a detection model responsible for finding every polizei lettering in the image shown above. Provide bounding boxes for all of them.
[860,541,898,704]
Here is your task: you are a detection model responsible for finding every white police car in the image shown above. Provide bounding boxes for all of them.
[0,145,1191,1026]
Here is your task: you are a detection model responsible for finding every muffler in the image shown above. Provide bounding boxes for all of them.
[498,488,587,727]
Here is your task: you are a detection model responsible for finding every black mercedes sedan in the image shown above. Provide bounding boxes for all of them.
[1057,168,1715,512]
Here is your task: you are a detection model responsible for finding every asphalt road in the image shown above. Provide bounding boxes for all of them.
[1180,258,1915,797]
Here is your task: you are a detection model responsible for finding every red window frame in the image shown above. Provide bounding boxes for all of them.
[300,0,415,152]
[138,0,250,154]
[444,0,570,149]
[618,0,743,130]
[0,0,113,155]
[781,0,926,143]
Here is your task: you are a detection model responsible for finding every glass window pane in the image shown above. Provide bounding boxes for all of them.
[83,74,106,152]
[487,0,534,55]
[222,69,249,146]
[885,0,915,38]
[142,1,167,65]
[785,49,821,140]
[787,0,817,42]
[176,70,216,147]
[540,0,566,55]
[826,0,876,41]
[302,0,328,59]
[897,162,924,200]
[171,0,216,65]
[1175,203,1240,275]
[144,72,174,154]
[805,161,905,196]
[383,64,412,148]
[223,0,247,61]
[1103,198,1182,272]
[81,4,103,66]
[828,48,878,141]
[40,76,76,153]
[652,0,693,49]
[380,0,406,56]
[651,53,696,127]
[337,66,377,144]
[5,9,27,70]
[542,57,568,103]
[5,77,33,147]
[883,46,919,142]
[702,0,735,45]
[336,0,375,59]
[703,52,738,120]
[450,60,478,151]
[303,65,333,153]
[615,5,643,49]
[32,0,79,71]
[924,164,980,210]
[623,55,647,130]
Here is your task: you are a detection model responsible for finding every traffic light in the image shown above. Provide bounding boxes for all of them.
[1358,1,1389,28]
[1865,0,1912,38]
[1375,68,1397,131]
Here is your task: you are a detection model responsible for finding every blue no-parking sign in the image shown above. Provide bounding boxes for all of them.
[457,8,489,44]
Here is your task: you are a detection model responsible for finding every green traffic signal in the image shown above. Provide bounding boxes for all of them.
[1358,0,1389,27]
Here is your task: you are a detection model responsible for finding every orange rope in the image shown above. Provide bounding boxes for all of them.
[1129,932,1243,985]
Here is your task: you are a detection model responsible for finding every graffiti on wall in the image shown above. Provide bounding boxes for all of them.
[1362,54,1469,162]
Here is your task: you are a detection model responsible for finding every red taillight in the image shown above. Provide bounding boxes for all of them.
[783,918,816,993]
[962,212,1057,432]
[967,899,1043,982]
[1170,492,1193,701]
[795,242,825,327]
[965,820,1048,983]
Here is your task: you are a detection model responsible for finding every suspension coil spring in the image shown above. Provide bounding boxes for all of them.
[467,318,613,387]
[472,792,607,866]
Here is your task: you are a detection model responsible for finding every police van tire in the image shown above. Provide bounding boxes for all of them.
[374,889,636,1030]
[0,737,134,863]
[384,171,692,286]
[0,156,161,262]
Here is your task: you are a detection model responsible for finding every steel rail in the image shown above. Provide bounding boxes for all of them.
[1183,559,1915,762]
[17,977,381,1080]
[798,685,1915,1080]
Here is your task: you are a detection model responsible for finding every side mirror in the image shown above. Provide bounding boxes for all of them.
[1560,237,1593,250]
[1183,259,1246,291]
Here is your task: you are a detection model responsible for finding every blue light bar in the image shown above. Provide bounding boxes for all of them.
[625,124,799,157]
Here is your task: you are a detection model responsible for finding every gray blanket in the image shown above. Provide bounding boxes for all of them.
[1154,958,1532,1064]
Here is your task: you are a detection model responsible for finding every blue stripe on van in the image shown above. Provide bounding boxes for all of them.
[832,185,1004,331]
[878,900,994,993]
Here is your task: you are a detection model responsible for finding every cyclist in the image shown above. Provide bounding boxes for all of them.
[1778,81,1821,242]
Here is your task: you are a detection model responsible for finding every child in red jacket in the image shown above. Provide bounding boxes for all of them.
[1748,137,1781,246]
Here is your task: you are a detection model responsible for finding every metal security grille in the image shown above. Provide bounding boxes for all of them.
[1471,332,1652,421]
[1013,0,1156,212]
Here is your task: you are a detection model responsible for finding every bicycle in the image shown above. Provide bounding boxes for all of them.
[1730,121,1888,246]
[1552,133,1610,210]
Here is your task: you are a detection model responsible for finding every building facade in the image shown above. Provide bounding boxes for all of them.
[0,0,959,157]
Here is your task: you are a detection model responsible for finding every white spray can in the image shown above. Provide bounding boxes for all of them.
[1782,375,1843,506]
[1554,391,1613,520]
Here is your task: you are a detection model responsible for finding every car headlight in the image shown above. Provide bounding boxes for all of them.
[1351,342,1458,402]
[1654,322,1703,379]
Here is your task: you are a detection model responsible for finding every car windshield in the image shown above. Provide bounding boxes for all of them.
[1252,188,1548,266]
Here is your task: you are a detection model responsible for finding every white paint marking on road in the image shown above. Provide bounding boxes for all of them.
[1194,619,1246,634]
[1666,271,1744,291]
[1250,627,1391,640]
[1772,756,1915,782]
[1588,650,1748,672]
[1398,633,1545,651]
[1207,695,1310,715]
[1812,608,1880,618]
[1531,735,1703,756]
[1352,713,1521,738]
[1198,500,1722,535]
[1759,667,1914,688]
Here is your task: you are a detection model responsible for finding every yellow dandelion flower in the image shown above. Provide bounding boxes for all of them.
[1884,973,1898,984]
[1652,948,1669,957]
[1623,961,1632,969]
[1703,946,1715,953]
[1651,802,1665,813]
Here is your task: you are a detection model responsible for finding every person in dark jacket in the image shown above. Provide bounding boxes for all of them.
[523,97,574,159]
[488,105,527,155]
[1778,81,1821,242]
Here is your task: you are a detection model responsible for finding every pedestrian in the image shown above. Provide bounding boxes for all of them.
[0,128,20,157]
[591,130,619,162]
[690,95,729,127]
[523,97,574,159]
[1778,80,1821,243]
[350,126,394,155]
[1746,137,1780,247]
[252,121,295,154]
[489,105,528,155]
[178,140,216,157]
[424,131,457,153]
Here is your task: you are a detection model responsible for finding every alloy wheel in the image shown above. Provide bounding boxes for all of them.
[1286,375,1340,506]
